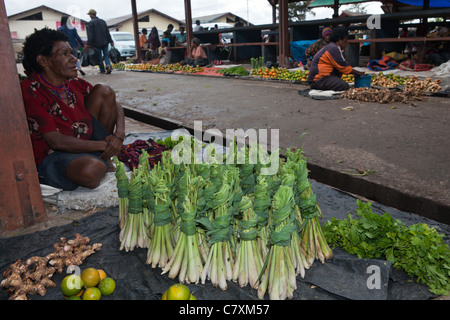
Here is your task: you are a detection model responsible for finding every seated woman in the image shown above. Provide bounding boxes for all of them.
[145,42,159,61]
[304,27,332,70]
[182,38,209,67]
[307,27,365,91]
[21,28,125,191]
[147,40,171,65]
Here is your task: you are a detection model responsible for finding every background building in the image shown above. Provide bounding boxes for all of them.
[189,12,251,27]
[106,8,184,33]
[8,5,88,61]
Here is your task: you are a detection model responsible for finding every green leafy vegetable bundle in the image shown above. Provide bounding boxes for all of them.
[113,135,333,300]
[323,200,450,296]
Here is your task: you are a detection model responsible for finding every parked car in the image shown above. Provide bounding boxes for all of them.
[109,32,136,60]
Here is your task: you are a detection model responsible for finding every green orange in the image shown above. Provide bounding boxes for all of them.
[81,268,100,288]
[166,284,191,300]
[82,287,102,300]
[97,277,116,296]
[61,274,84,297]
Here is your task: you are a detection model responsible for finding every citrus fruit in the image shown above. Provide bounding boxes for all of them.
[166,283,190,300]
[189,294,197,300]
[65,295,81,300]
[81,268,100,288]
[97,269,107,281]
[161,290,167,300]
[97,277,116,296]
[82,287,102,300]
[61,274,84,297]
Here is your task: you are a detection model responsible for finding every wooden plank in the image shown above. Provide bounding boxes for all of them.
[349,36,450,43]
[0,1,46,232]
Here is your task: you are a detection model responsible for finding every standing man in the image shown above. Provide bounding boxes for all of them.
[193,20,202,32]
[86,9,114,74]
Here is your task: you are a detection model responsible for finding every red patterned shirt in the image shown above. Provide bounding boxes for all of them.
[21,74,94,165]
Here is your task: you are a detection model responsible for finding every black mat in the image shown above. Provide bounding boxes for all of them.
[2,179,448,301]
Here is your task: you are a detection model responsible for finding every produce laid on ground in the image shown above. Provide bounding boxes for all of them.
[250,67,308,82]
[216,66,249,76]
[341,87,426,104]
[114,136,332,300]
[162,283,197,300]
[1,234,102,300]
[114,62,204,74]
[323,200,450,296]
[61,268,116,300]
[341,74,354,83]
[371,73,442,92]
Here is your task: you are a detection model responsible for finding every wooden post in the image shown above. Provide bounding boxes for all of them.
[0,0,46,232]
[333,0,339,18]
[278,0,289,66]
[131,0,141,62]
[184,0,193,57]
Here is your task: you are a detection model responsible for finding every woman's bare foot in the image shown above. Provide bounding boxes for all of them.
[106,158,116,172]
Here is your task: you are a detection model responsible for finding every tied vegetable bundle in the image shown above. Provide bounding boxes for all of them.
[114,135,333,299]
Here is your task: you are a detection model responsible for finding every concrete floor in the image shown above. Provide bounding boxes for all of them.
[76,65,449,223]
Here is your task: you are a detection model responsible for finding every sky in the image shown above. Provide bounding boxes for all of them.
[4,0,384,25]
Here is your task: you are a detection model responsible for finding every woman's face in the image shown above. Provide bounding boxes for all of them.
[40,41,78,79]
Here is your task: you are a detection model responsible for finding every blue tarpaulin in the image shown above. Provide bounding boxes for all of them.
[290,40,317,62]
[396,0,450,7]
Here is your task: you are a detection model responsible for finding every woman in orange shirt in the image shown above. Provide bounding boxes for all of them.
[139,28,148,57]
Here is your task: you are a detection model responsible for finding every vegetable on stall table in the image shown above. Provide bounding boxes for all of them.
[257,185,297,300]
[232,195,265,289]
[199,173,235,290]
[146,161,175,268]
[119,167,149,252]
[114,156,129,229]
[161,169,206,284]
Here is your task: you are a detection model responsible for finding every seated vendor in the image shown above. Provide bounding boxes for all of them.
[182,38,209,67]
[305,27,332,70]
[21,28,125,191]
[307,27,365,91]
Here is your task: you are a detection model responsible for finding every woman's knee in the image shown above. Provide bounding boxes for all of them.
[90,84,115,102]
[66,156,107,189]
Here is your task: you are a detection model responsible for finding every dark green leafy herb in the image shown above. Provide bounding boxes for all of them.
[323,200,450,296]
[216,66,249,76]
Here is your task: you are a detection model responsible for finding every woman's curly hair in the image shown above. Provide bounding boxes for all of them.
[22,27,68,76]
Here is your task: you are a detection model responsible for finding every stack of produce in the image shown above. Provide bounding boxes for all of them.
[113,136,332,300]
[250,66,308,82]
[371,73,401,87]
[341,74,354,83]
[1,234,101,300]
[124,63,204,73]
[323,200,450,296]
[371,73,442,93]
[341,87,425,104]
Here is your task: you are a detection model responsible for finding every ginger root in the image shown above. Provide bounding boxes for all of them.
[1,233,101,300]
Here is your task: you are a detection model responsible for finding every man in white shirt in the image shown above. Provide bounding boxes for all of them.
[193,20,202,32]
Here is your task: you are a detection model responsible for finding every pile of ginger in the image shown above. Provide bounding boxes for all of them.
[1,233,101,300]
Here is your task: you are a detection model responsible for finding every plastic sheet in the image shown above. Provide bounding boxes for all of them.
[2,178,448,300]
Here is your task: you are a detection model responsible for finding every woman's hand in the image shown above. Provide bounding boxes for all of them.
[100,134,123,159]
